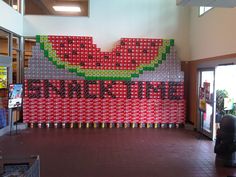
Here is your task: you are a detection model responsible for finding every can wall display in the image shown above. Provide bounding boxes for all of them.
[24,35,185,128]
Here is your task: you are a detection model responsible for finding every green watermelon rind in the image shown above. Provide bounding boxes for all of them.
[36,35,174,80]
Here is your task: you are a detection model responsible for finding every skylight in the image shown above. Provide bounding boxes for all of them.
[199,6,213,16]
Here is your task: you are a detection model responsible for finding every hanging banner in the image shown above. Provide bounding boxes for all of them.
[8,84,23,109]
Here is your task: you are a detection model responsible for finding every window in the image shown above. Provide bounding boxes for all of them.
[3,0,21,13]
[199,6,213,16]
[0,30,10,57]
[13,35,21,83]
[24,38,36,68]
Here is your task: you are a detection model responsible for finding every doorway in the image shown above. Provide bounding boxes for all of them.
[0,56,13,135]
[215,65,236,126]
[198,64,236,140]
[0,27,21,135]
[198,69,215,139]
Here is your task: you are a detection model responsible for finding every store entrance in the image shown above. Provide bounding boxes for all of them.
[198,64,236,140]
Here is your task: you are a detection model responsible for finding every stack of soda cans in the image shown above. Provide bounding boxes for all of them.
[24,35,185,128]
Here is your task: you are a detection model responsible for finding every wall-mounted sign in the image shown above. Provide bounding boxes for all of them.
[8,84,23,109]
[0,66,7,89]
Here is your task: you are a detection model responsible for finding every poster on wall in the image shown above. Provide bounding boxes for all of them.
[199,87,206,112]
[8,84,23,109]
[203,82,210,102]
[0,66,7,89]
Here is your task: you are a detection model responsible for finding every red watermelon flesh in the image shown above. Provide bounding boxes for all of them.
[48,36,162,70]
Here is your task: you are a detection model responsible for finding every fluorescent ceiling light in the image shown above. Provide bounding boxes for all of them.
[53,6,81,12]
[25,39,36,42]
[13,5,18,10]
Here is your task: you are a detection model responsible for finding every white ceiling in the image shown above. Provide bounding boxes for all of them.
[177,0,236,7]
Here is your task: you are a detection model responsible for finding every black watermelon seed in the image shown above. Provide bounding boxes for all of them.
[151,42,156,47]
[128,49,132,53]
[143,49,148,53]
[60,43,65,47]
[96,62,101,66]
[80,62,85,66]
[68,39,73,44]
[131,59,136,64]
[64,54,69,58]
[88,54,93,59]
[72,50,77,55]
[104,55,109,59]
[80,44,85,48]
[136,42,140,46]
[116,52,121,56]
[116,63,120,67]
[121,41,125,45]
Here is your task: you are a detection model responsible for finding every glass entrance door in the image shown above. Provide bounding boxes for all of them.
[0,65,8,129]
[198,69,215,139]
[0,56,12,134]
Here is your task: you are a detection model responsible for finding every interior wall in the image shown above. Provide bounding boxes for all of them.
[23,0,190,61]
[0,1,23,35]
[190,7,236,61]
[188,7,236,127]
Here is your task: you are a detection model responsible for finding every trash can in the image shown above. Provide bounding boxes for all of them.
[214,114,236,167]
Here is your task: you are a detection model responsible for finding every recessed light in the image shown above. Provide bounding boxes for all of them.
[53,6,81,12]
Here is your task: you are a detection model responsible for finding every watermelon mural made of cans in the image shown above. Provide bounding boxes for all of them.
[24,35,185,128]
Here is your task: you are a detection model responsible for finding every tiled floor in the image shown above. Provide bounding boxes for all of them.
[0,128,235,177]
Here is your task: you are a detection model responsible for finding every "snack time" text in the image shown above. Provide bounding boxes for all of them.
[25,79,184,100]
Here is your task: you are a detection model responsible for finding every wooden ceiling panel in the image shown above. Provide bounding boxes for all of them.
[25,0,89,16]
[55,0,88,2]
